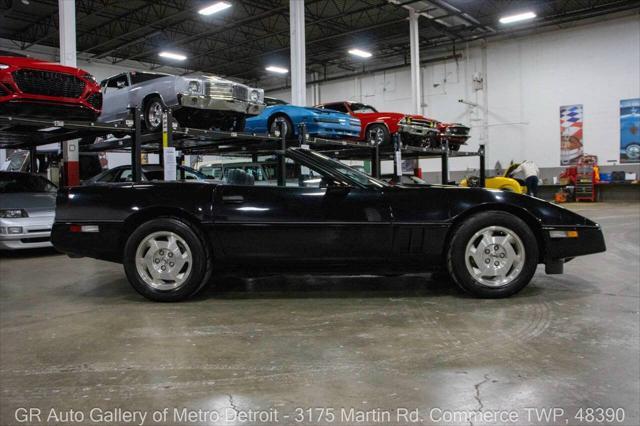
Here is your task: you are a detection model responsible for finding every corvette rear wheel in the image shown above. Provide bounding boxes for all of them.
[123,218,212,302]
[447,211,538,298]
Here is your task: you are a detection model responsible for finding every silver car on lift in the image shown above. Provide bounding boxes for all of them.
[0,171,57,250]
[98,71,265,132]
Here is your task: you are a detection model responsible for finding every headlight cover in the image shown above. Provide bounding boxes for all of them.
[0,64,9,70]
[83,73,98,84]
[188,80,201,94]
[0,209,29,218]
[250,90,259,102]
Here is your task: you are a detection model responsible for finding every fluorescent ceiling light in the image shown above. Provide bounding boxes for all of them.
[266,66,288,74]
[198,1,232,16]
[348,48,372,58]
[499,11,536,24]
[159,51,187,61]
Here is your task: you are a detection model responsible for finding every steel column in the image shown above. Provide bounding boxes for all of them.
[409,8,421,115]
[59,0,79,186]
[371,144,380,178]
[131,106,142,183]
[278,122,287,187]
[29,146,37,173]
[289,0,306,106]
[479,144,486,187]
[441,141,449,184]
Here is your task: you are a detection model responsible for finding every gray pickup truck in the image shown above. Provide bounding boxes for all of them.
[98,71,264,131]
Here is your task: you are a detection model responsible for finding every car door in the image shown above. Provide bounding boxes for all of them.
[210,155,392,266]
[100,73,131,122]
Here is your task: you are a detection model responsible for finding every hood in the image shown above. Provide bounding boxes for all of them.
[0,55,90,77]
[0,192,56,216]
[358,111,406,120]
[447,187,597,227]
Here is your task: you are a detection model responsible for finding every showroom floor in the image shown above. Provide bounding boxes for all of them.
[1,203,638,425]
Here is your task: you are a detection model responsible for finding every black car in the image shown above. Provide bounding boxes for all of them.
[84,164,208,184]
[52,148,606,302]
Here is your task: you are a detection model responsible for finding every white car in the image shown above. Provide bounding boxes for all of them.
[98,71,265,132]
[0,172,56,250]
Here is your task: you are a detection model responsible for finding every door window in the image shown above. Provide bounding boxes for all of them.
[105,74,129,92]
[323,103,349,113]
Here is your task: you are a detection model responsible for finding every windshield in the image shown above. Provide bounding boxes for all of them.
[265,98,288,106]
[0,174,57,193]
[302,151,388,188]
[350,103,377,113]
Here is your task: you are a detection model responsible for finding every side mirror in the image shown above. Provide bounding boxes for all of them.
[117,81,126,89]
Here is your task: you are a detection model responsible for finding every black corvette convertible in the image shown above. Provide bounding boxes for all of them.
[52,148,605,302]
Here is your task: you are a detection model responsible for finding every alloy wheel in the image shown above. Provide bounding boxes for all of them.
[135,231,192,291]
[368,127,384,145]
[270,117,289,137]
[626,144,640,160]
[464,226,526,287]
[147,101,163,128]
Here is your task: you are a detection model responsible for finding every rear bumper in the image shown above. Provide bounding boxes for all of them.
[306,121,360,139]
[51,222,124,262]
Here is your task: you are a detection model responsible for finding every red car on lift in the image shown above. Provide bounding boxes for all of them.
[0,50,102,121]
[316,101,439,147]
[437,122,471,151]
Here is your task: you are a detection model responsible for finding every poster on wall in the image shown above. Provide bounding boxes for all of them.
[620,98,640,163]
[560,104,584,165]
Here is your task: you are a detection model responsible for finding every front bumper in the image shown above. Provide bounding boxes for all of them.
[178,94,264,116]
[306,121,360,139]
[398,123,439,138]
[0,217,54,250]
[542,225,606,270]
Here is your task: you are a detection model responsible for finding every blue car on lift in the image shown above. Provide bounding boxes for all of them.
[243,97,361,139]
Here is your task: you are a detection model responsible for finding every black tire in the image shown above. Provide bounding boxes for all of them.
[143,96,164,132]
[269,114,293,138]
[447,211,538,298]
[366,123,390,145]
[123,218,213,302]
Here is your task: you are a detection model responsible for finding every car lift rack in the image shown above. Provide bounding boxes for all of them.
[0,107,485,187]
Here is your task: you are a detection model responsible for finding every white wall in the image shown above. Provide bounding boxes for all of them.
[268,15,640,174]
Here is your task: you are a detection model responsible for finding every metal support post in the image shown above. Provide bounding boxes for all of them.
[409,8,421,114]
[59,0,79,187]
[29,146,37,173]
[371,144,380,178]
[277,122,287,187]
[441,141,450,184]
[132,107,142,182]
[393,134,402,178]
[290,0,306,106]
[479,144,486,187]
[298,123,307,146]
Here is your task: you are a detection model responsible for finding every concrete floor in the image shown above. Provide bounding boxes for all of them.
[1,203,638,426]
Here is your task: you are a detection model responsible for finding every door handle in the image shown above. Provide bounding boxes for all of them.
[222,195,244,204]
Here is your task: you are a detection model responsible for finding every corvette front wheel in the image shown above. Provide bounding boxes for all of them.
[447,211,538,298]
